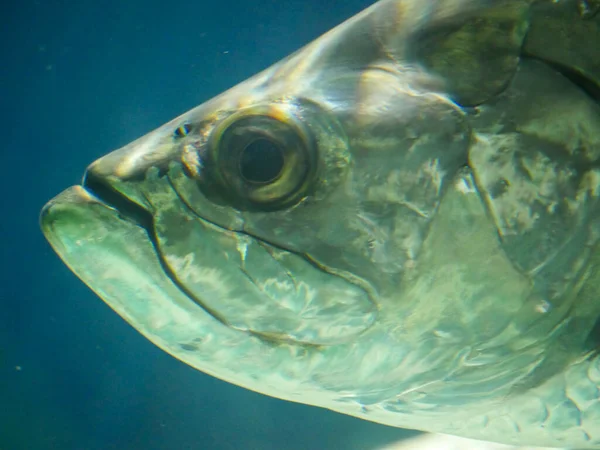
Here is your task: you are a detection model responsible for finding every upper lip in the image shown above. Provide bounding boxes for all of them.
[82,169,153,231]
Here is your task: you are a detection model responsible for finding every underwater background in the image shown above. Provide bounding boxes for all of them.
[1,0,415,448]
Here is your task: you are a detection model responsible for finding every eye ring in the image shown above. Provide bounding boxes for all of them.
[206,105,317,209]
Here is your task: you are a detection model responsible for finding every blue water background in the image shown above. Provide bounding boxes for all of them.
[1,0,415,449]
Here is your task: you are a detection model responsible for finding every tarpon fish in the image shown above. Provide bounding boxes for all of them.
[41,0,600,448]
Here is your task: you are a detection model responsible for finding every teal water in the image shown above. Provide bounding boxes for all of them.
[0,0,414,449]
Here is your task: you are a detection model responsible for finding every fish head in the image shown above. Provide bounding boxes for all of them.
[40,8,475,405]
[40,0,600,446]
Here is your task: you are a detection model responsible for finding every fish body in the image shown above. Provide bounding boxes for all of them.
[41,0,600,447]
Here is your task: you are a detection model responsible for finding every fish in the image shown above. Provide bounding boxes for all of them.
[40,0,600,448]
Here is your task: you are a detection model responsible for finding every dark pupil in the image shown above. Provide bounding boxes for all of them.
[239,138,284,184]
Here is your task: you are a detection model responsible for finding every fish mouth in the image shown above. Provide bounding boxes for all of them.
[41,163,377,348]
[40,182,343,402]
[80,169,155,231]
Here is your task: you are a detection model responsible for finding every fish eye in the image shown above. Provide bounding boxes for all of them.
[206,106,317,209]
[239,138,285,184]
